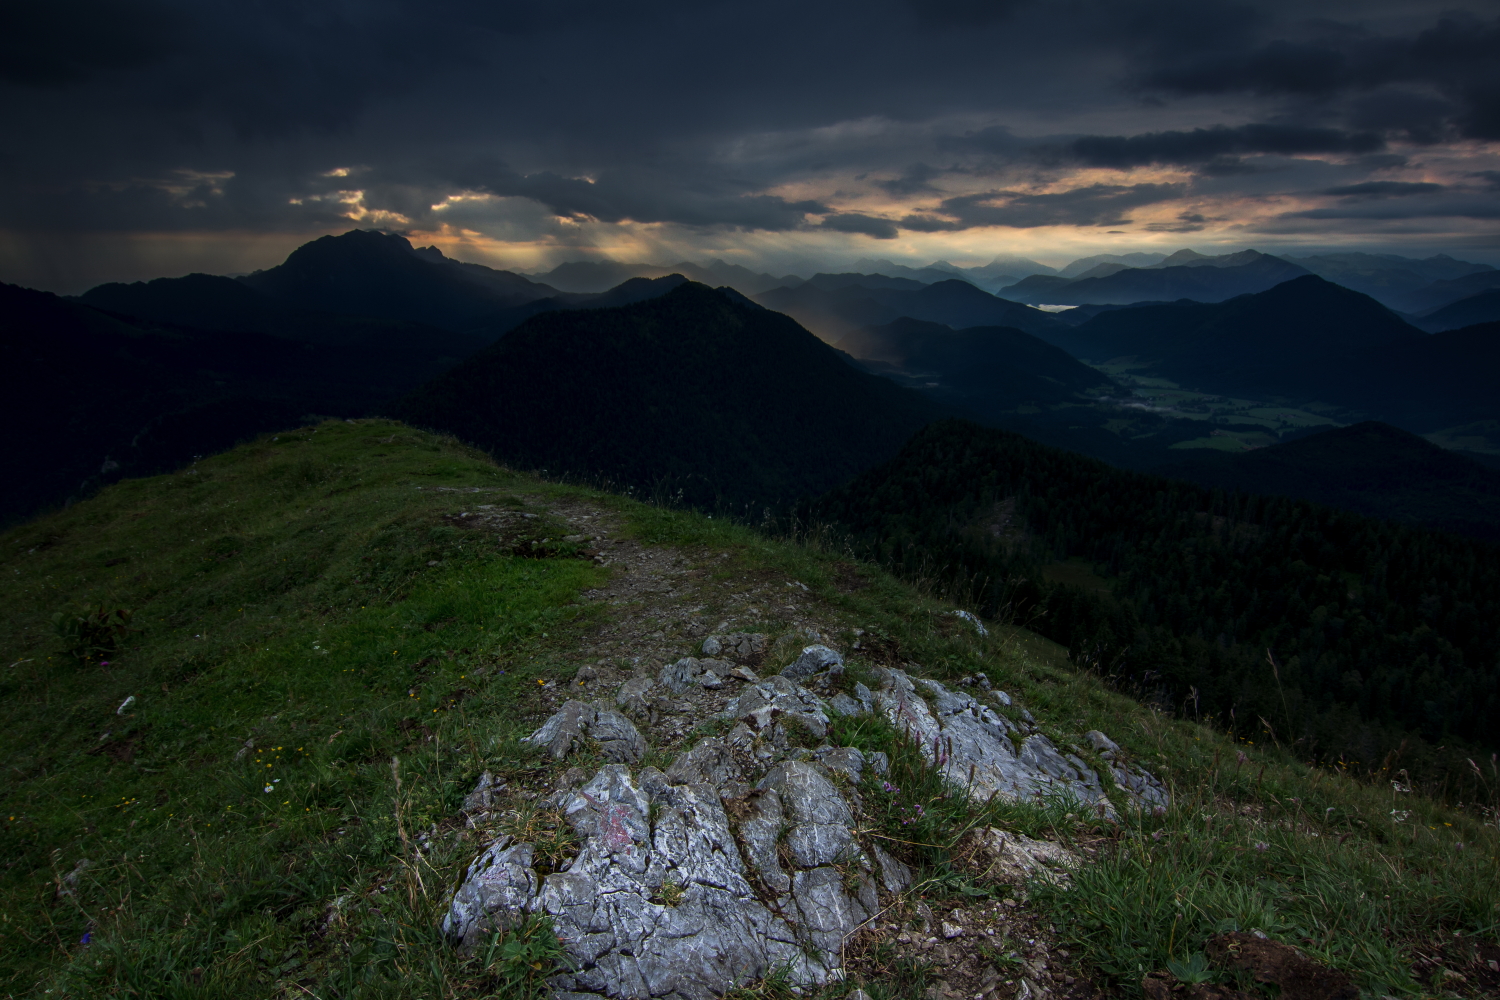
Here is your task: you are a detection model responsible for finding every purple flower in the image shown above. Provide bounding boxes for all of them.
[80,932,91,945]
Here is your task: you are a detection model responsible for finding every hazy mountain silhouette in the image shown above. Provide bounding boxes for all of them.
[803,272,930,292]
[1154,422,1500,542]
[1415,289,1500,332]
[999,251,1309,305]
[1394,270,1500,314]
[851,258,977,285]
[1056,252,1168,278]
[755,278,1063,341]
[392,282,945,507]
[1280,251,1494,310]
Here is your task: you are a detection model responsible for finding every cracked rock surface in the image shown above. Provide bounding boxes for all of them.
[436,493,1166,998]
[870,666,1166,819]
[444,661,1166,998]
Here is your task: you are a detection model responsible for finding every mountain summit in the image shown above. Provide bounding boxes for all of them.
[240,230,559,330]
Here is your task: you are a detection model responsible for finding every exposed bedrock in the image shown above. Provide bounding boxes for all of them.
[443,656,1167,997]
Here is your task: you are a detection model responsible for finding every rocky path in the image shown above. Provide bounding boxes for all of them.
[432,490,1168,1000]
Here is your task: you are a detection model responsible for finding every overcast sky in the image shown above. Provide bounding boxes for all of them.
[3,0,1499,291]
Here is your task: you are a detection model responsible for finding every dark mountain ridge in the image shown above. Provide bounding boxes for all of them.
[2,280,472,524]
[832,317,1115,409]
[1414,288,1500,332]
[392,282,945,507]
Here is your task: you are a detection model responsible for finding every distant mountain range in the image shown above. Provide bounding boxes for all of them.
[7,226,1499,540]
[514,247,1497,316]
[1283,252,1496,313]
[998,250,1313,305]
[392,282,945,507]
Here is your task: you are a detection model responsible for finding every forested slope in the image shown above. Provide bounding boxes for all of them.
[807,419,1500,789]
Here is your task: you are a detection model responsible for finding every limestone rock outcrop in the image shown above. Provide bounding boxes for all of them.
[444,655,1167,997]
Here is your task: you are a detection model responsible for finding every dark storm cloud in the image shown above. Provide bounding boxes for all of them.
[452,161,828,231]
[902,0,1026,27]
[819,213,901,238]
[1,0,1498,290]
[0,1,178,86]
[1069,124,1385,168]
[906,182,1187,230]
[876,164,944,196]
[1289,198,1500,220]
[1321,181,1445,198]
[1136,12,1500,140]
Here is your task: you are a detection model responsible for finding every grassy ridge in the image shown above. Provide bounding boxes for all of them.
[0,420,612,996]
[1,420,1496,998]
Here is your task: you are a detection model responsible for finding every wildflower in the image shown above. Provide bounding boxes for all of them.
[1254,842,1269,852]
[1151,830,1163,842]
[1236,751,1249,765]
[882,782,900,794]
[264,784,274,793]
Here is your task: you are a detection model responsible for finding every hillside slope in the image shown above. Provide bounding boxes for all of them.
[1154,421,1500,542]
[809,419,1500,763]
[833,317,1116,410]
[393,281,945,507]
[0,420,1493,999]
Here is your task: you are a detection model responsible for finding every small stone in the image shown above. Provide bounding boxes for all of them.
[1084,730,1119,754]
[942,921,963,939]
[782,644,843,680]
[829,692,864,717]
[659,657,703,694]
[615,676,654,716]
[701,636,723,656]
[867,751,889,775]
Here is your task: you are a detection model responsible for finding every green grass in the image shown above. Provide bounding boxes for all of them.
[0,420,610,997]
[2,419,1496,999]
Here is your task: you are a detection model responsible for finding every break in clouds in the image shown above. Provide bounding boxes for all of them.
[2,0,1499,289]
